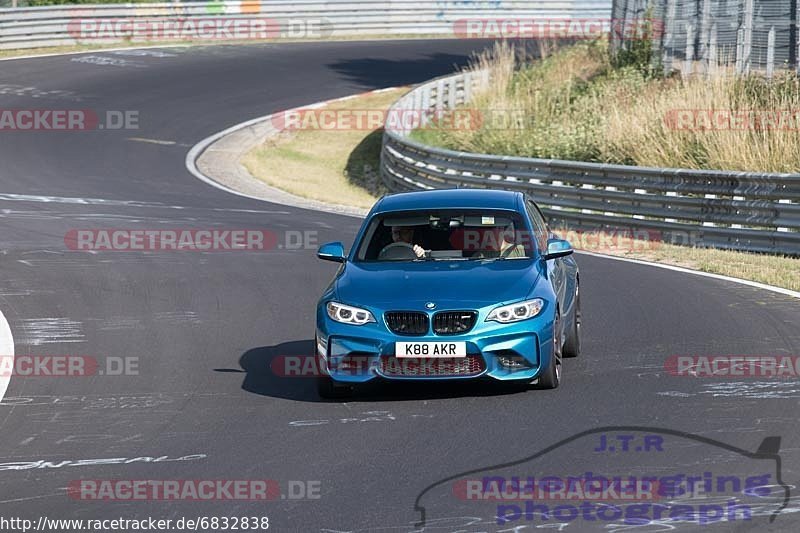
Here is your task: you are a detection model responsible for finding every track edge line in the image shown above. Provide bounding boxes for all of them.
[577,250,800,300]
[0,309,15,402]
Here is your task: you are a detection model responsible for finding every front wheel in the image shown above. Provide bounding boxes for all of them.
[533,310,562,389]
[563,284,581,358]
[316,376,353,399]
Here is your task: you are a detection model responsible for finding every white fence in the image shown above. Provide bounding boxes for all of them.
[612,0,800,77]
[0,0,612,49]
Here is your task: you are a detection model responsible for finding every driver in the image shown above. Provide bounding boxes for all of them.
[382,226,425,258]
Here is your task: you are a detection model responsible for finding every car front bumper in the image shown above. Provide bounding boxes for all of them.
[315,305,556,384]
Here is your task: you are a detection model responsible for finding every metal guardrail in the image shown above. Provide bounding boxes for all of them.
[0,0,612,49]
[381,70,800,255]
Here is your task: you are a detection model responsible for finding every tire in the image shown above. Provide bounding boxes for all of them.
[316,376,353,399]
[315,343,353,399]
[563,284,581,358]
[534,310,562,389]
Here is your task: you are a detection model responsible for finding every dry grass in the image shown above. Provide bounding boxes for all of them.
[601,71,800,172]
[416,40,800,173]
[242,88,405,209]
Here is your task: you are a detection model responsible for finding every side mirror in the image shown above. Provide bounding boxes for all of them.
[317,242,346,263]
[543,238,573,260]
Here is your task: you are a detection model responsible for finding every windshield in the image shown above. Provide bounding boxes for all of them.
[355,209,534,261]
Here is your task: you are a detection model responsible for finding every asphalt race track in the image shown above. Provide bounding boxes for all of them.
[0,40,799,532]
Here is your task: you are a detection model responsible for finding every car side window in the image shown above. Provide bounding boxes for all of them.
[525,199,549,252]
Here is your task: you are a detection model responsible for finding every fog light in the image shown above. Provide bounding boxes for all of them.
[498,355,530,369]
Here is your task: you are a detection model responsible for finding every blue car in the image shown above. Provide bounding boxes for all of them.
[314,189,580,398]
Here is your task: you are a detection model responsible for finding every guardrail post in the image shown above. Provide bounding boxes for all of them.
[480,69,490,91]
[684,23,694,76]
[405,97,414,136]
[699,0,712,69]
[736,26,744,73]
[662,0,677,75]
[447,76,457,109]
[435,78,445,122]
[797,0,800,73]
[742,0,754,74]
[767,26,776,78]
[708,23,717,76]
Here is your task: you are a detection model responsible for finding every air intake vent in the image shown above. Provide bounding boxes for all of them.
[385,311,429,336]
[433,311,477,335]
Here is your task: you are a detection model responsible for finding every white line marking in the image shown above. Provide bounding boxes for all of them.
[577,250,800,300]
[0,492,61,504]
[0,308,14,403]
[0,454,207,471]
[127,137,178,146]
[0,193,147,206]
[18,318,84,346]
[0,193,282,214]
[0,45,192,63]
[70,55,146,68]
[184,88,399,211]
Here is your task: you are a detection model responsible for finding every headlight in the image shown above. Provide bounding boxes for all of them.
[486,298,545,323]
[326,301,375,325]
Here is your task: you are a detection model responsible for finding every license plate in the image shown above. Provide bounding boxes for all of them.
[395,341,466,358]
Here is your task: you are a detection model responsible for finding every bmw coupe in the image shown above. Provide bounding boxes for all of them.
[315,189,580,398]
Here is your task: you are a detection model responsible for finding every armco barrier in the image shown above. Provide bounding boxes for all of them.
[380,70,800,255]
[0,0,612,49]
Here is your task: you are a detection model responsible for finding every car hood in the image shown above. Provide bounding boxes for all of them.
[334,260,541,308]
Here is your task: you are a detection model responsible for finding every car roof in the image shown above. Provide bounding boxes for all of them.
[373,189,522,213]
